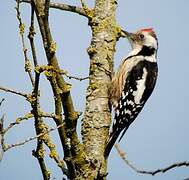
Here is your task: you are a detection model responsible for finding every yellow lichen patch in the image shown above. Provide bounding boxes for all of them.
[35,65,46,74]
[49,149,57,159]
[115,26,122,37]
[45,170,51,178]
[76,111,82,118]
[44,70,53,78]
[15,113,33,123]
[46,140,55,149]
[45,65,54,71]
[26,94,36,104]
[84,8,94,19]
[91,18,109,34]
[41,135,49,143]
[68,111,81,121]
[38,146,46,158]
[25,59,32,72]
[50,41,57,54]
[19,23,25,34]
[72,145,86,167]
[81,0,94,19]
[57,161,64,168]
[54,114,61,121]
[58,82,72,94]
[90,83,98,91]
[15,118,21,124]
[63,83,72,93]
[24,113,33,119]
[37,110,43,117]
[60,69,68,75]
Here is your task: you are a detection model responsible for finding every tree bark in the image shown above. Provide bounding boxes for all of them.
[81,0,119,179]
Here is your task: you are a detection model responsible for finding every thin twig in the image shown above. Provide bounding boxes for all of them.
[3,113,33,134]
[0,86,28,98]
[16,0,35,86]
[35,65,89,81]
[0,100,5,161]
[20,0,87,17]
[28,1,41,96]
[4,124,64,151]
[0,99,5,107]
[3,112,60,134]
[80,0,86,9]
[0,114,5,161]
[115,144,189,176]
[28,1,38,67]
[65,74,89,81]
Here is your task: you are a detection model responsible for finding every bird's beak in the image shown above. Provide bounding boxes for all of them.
[121,30,135,42]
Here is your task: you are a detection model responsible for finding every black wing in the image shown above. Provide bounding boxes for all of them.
[105,61,157,157]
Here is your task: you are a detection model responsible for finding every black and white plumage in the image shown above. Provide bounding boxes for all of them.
[105,28,158,157]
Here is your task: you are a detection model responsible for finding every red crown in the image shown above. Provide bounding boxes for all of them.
[140,28,154,32]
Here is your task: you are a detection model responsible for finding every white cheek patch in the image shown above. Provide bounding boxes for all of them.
[132,67,148,104]
[144,35,158,50]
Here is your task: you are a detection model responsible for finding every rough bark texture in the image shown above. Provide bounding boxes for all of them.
[81,0,119,179]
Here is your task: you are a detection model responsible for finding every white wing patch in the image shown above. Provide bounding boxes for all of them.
[132,67,148,104]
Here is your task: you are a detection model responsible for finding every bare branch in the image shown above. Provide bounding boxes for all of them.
[4,124,64,151]
[0,86,28,98]
[3,113,33,134]
[32,141,50,180]
[27,1,42,98]
[65,74,89,81]
[80,0,87,9]
[0,99,5,107]
[16,0,35,86]
[0,114,5,161]
[28,1,38,67]
[80,0,93,19]
[115,144,189,176]
[0,100,5,160]
[20,0,87,17]
[3,111,60,135]
[35,64,89,81]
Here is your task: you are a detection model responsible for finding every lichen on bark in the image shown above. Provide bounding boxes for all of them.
[81,0,119,179]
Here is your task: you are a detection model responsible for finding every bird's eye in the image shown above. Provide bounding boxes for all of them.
[139,34,145,39]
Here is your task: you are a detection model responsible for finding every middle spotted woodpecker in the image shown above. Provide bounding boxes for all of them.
[105,28,158,157]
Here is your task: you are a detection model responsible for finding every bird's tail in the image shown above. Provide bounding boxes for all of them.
[104,128,122,158]
[104,125,129,158]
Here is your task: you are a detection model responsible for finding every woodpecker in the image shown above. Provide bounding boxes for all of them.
[105,28,158,157]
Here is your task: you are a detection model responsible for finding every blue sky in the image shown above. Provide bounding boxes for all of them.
[1,0,189,180]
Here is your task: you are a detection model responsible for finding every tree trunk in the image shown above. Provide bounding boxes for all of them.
[81,0,119,179]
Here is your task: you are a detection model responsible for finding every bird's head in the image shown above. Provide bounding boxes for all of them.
[122,28,158,52]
